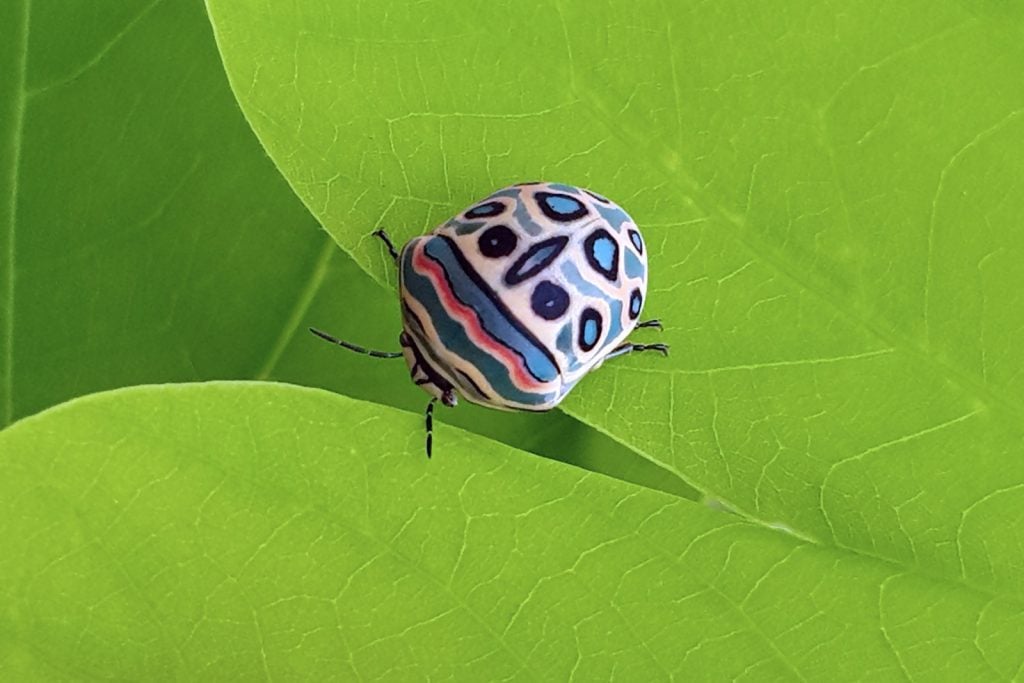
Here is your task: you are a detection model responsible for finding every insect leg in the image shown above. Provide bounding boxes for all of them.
[634,319,663,331]
[425,397,438,458]
[606,341,670,361]
[309,327,404,358]
[372,228,400,264]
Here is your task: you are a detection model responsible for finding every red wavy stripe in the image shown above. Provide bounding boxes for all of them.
[411,243,542,392]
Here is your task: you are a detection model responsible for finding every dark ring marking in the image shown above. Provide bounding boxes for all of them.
[584,189,610,204]
[628,228,644,255]
[628,288,643,320]
[536,191,589,222]
[578,307,603,352]
[504,235,569,286]
[583,228,620,281]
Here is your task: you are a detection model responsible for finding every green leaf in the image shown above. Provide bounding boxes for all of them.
[205,0,1024,605]
[1,382,1021,679]
[0,0,666,494]
[0,0,325,426]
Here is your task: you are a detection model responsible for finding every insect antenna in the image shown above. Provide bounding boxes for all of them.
[309,327,404,359]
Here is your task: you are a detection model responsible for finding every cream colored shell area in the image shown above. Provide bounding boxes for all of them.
[435,208,648,384]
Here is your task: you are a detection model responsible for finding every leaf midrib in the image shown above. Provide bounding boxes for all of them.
[2,0,29,429]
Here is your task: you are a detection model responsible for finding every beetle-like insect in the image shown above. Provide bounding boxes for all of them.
[311,182,667,456]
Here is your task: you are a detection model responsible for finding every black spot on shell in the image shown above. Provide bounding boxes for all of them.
[478,225,518,258]
[531,281,570,321]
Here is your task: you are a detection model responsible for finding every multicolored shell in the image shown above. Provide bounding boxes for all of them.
[398,182,648,411]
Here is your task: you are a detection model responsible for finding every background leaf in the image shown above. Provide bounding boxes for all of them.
[0,0,324,424]
[206,0,1024,605]
[2,382,1021,680]
[0,0,680,496]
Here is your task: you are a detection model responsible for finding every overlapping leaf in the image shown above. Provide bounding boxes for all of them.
[1,383,1020,679]
[206,0,1024,605]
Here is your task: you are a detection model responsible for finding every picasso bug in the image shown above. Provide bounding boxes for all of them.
[311,182,667,457]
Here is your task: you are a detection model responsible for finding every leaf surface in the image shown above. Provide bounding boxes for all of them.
[0,0,325,426]
[205,0,1024,601]
[1,382,1020,680]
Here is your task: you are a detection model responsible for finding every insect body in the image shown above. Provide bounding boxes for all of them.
[311,182,667,456]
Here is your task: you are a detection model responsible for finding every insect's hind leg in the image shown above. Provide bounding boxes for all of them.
[372,229,400,264]
[634,319,663,330]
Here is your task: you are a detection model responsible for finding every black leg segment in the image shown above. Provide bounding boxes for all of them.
[309,327,404,359]
[373,228,400,263]
[425,398,437,458]
[607,341,670,361]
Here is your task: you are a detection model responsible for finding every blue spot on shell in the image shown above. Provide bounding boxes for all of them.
[629,289,643,319]
[594,203,631,231]
[578,307,603,352]
[556,321,574,356]
[592,236,616,272]
[504,236,568,286]
[625,248,644,280]
[560,261,623,348]
[628,229,643,254]
[537,191,588,222]
[583,229,619,281]
[548,195,581,215]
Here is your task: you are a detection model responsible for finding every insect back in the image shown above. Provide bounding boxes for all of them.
[311,182,667,457]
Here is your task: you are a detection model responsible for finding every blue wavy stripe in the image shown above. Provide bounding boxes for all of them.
[422,237,560,383]
[402,253,557,407]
